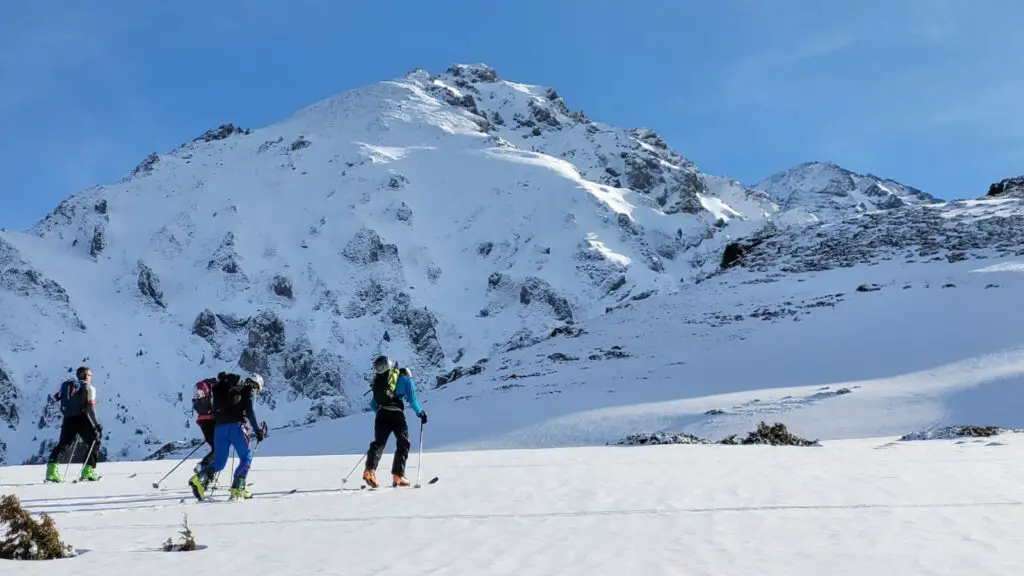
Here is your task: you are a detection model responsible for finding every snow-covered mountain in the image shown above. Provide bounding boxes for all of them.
[0,63,782,465]
[2,62,1022,469]
[755,160,939,224]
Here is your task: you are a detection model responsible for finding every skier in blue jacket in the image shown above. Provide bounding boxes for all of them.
[363,355,427,487]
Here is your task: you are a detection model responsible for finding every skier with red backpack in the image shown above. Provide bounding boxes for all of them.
[188,371,267,501]
[192,377,218,473]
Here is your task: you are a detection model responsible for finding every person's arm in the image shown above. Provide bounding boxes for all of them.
[83,384,101,431]
[398,374,424,416]
[241,389,260,435]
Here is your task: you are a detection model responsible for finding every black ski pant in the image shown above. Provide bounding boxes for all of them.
[365,408,411,477]
[47,415,99,468]
[197,419,217,469]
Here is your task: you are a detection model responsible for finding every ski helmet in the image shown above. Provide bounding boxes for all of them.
[247,373,265,393]
[373,355,393,374]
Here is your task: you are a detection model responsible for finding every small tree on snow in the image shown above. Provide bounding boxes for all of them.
[0,494,76,560]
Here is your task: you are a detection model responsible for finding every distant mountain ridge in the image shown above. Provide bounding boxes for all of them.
[754,160,939,224]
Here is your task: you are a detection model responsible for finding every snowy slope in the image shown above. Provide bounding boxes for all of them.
[756,160,939,224]
[255,198,1024,456]
[4,436,1024,575]
[0,64,778,466]
[2,62,1021,469]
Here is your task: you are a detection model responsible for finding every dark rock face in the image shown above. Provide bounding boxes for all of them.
[343,279,390,319]
[193,123,251,143]
[519,276,574,323]
[435,360,487,389]
[387,292,445,367]
[341,227,399,265]
[130,153,160,178]
[0,359,20,428]
[207,232,242,274]
[192,309,217,340]
[0,266,86,331]
[986,176,1024,198]
[271,275,294,299]
[281,337,346,401]
[89,226,106,257]
[238,311,286,375]
[137,261,166,308]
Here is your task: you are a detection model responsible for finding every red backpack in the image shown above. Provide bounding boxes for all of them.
[192,378,215,421]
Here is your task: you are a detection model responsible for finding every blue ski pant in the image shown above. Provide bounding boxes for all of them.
[199,422,252,481]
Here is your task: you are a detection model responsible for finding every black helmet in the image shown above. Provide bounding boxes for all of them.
[373,355,393,374]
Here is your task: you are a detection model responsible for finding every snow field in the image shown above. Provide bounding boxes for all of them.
[3,435,1024,575]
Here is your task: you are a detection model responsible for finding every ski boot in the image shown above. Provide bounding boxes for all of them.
[44,462,63,483]
[79,465,101,482]
[188,472,209,500]
[362,468,379,488]
[392,474,411,487]
[229,476,252,500]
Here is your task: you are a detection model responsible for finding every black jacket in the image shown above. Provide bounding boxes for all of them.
[211,372,260,432]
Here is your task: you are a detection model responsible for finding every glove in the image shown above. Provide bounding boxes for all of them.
[254,422,267,442]
[94,423,103,435]
[419,411,428,424]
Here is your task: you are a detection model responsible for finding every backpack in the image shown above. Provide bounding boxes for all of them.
[193,378,215,419]
[57,379,81,417]
[371,368,402,408]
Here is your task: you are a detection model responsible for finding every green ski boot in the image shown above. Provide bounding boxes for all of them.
[229,476,252,500]
[79,465,101,482]
[188,473,208,500]
[44,462,63,483]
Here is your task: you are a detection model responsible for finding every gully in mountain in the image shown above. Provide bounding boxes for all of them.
[188,372,268,501]
[363,355,428,488]
[45,366,103,483]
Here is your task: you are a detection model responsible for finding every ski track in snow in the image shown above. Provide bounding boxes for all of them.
[4,436,1024,574]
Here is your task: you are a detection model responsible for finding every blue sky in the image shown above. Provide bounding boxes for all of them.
[1,0,1021,229]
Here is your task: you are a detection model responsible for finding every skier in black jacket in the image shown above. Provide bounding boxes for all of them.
[45,366,103,483]
[363,356,427,488]
[188,371,267,501]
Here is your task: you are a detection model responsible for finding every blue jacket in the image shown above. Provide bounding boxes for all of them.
[370,373,424,416]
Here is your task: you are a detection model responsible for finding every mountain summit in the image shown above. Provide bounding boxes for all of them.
[755,161,938,223]
[0,63,778,464]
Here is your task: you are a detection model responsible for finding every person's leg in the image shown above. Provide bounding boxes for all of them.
[196,420,217,471]
[229,423,254,498]
[363,411,392,487]
[389,412,412,484]
[45,418,78,481]
[77,420,100,480]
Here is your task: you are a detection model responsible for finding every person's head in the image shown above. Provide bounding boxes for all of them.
[76,366,92,383]
[399,367,412,377]
[245,373,264,394]
[373,355,393,374]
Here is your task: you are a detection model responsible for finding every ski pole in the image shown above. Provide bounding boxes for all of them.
[62,436,80,480]
[341,453,366,485]
[414,420,424,488]
[80,440,96,474]
[152,442,204,488]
